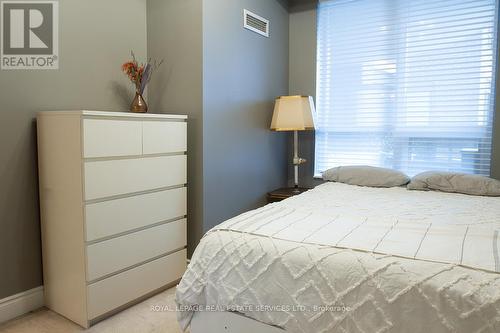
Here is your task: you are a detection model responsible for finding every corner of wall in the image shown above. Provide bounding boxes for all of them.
[146,0,204,257]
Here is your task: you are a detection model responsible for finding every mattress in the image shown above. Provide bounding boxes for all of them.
[176,182,500,332]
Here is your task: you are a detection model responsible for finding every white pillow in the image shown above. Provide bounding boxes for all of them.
[322,166,410,188]
[407,171,500,196]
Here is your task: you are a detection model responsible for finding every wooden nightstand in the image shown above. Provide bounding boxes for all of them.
[267,187,311,203]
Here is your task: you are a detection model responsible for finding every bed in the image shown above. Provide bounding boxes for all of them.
[176,182,500,333]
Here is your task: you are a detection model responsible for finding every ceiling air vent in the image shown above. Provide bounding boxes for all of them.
[244,9,269,37]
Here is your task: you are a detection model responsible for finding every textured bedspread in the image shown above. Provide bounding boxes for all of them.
[176,183,500,332]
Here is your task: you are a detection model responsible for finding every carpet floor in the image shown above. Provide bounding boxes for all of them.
[0,287,185,333]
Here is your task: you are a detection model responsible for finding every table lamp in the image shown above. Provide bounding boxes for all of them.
[270,95,316,193]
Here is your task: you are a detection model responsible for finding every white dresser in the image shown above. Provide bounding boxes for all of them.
[37,111,187,328]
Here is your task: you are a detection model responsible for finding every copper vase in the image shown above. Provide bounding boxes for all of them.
[130,91,148,113]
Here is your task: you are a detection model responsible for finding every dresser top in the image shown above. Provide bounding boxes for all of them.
[37,110,188,120]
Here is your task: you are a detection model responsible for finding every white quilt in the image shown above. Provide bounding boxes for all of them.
[176,183,500,332]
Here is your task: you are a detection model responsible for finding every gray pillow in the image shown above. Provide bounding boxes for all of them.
[407,171,500,196]
[322,166,410,187]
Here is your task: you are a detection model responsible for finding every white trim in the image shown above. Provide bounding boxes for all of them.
[0,286,44,324]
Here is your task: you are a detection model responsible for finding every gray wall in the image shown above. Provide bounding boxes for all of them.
[288,3,500,183]
[147,0,204,257]
[147,0,289,250]
[0,0,147,299]
[202,0,290,231]
[0,0,289,301]
[288,3,321,188]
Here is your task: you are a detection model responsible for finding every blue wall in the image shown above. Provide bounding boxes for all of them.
[202,0,290,231]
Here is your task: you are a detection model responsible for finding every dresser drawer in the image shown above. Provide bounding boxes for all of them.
[83,119,142,158]
[85,187,186,241]
[143,121,187,154]
[86,219,186,281]
[84,155,187,200]
[87,249,186,319]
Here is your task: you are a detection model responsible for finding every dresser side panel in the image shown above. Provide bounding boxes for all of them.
[37,114,88,327]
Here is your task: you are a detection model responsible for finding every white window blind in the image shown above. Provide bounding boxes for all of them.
[315,0,499,177]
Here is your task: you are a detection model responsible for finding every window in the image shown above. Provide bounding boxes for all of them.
[315,0,499,177]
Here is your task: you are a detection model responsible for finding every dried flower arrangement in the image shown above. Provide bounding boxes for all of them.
[122,51,163,112]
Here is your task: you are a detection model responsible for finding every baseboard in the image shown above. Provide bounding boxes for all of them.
[0,286,44,324]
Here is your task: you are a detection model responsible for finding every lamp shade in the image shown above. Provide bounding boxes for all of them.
[270,95,316,131]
